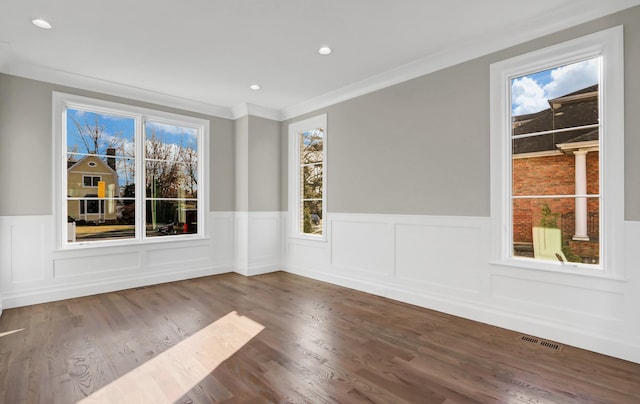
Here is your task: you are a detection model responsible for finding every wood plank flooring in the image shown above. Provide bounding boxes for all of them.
[1,271,639,403]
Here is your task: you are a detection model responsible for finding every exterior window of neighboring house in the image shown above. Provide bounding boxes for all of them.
[83,175,101,187]
[54,92,208,247]
[289,114,327,239]
[490,27,624,276]
[79,195,105,215]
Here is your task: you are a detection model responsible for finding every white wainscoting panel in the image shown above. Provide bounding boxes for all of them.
[54,251,139,278]
[235,211,284,276]
[211,212,235,266]
[0,212,236,309]
[331,218,394,278]
[146,244,210,268]
[395,220,482,295]
[285,212,640,364]
[1,216,52,284]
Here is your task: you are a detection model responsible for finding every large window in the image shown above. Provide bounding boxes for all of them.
[289,114,327,239]
[54,93,208,247]
[490,27,624,276]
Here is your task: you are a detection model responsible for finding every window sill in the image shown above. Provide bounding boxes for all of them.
[55,235,210,254]
[288,234,328,244]
[489,258,626,282]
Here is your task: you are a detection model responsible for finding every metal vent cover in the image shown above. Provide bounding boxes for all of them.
[518,335,563,351]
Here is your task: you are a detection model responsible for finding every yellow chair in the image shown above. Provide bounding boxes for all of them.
[532,227,568,263]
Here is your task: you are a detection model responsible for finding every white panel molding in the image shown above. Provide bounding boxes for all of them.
[234,211,249,275]
[0,213,236,309]
[285,212,640,364]
[8,217,51,283]
[2,263,230,309]
[211,211,236,266]
[330,219,395,277]
[235,211,285,276]
[3,211,640,362]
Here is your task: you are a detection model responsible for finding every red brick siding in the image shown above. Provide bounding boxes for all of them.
[512,152,600,261]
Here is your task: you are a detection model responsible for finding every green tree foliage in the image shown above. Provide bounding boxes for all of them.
[538,203,559,228]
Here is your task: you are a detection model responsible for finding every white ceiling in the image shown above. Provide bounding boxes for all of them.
[1,0,638,120]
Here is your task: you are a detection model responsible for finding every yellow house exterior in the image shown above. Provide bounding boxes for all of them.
[67,155,119,222]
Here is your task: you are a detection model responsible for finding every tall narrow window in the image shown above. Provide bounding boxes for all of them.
[490,26,624,275]
[55,92,208,247]
[289,114,327,239]
[511,58,600,264]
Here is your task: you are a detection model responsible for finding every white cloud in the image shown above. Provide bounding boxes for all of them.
[543,58,599,99]
[511,58,599,116]
[512,76,548,115]
[147,122,197,137]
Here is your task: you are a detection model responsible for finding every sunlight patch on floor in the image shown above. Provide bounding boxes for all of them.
[0,328,24,338]
[79,311,264,403]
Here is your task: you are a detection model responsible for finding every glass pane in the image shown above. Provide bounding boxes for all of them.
[146,200,197,237]
[301,200,322,236]
[67,200,135,242]
[66,108,136,242]
[300,128,323,164]
[511,58,600,155]
[145,161,198,199]
[66,108,135,158]
[301,164,323,200]
[512,197,599,264]
[145,121,198,163]
[512,151,599,197]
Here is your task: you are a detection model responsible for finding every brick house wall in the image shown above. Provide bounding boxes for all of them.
[512,151,599,261]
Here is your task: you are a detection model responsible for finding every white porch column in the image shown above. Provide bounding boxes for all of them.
[573,150,589,241]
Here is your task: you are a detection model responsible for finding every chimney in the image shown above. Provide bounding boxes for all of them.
[106,148,116,171]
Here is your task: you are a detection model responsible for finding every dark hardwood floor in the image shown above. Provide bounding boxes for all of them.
[0,272,639,403]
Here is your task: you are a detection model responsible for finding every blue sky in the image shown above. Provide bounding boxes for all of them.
[67,109,198,156]
[511,57,599,116]
[66,109,135,156]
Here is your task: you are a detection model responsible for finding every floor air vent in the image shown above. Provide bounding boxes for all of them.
[518,335,563,351]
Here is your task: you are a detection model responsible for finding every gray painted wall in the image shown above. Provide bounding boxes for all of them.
[248,116,281,212]
[234,115,249,212]
[0,74,235,215]
[282,5,640,220]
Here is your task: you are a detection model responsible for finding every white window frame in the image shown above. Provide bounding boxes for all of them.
[490,26,624,278]
[53,92,209,249]
[288,114,328,241]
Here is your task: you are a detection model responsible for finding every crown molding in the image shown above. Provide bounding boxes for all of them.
[1,60,234,120]
[1,0,638,123]
[280,0,640,120]
[231,103,282,121]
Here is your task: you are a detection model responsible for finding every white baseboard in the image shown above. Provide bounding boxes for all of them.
[2,264,231,309]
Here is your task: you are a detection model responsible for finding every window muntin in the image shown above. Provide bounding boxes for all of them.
[57,93,206,246]
[289,114,327,240]
[510,58,601,265]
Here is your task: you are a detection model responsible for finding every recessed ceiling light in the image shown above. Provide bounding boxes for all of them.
[318,46,332,55]
[250,84,261,90]
[32,19,52,29]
